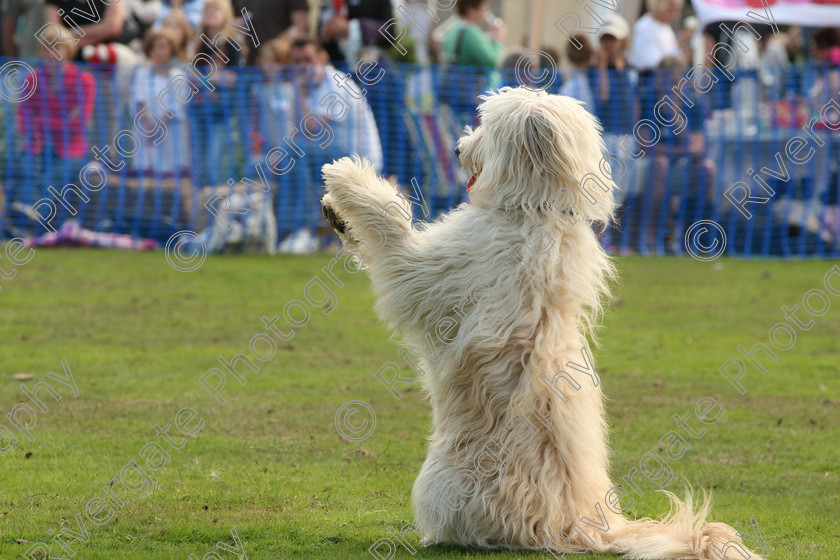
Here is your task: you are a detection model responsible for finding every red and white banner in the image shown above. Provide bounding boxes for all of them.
[690,0,840,28]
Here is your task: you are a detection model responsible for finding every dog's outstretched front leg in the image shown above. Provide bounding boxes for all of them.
[321,156,416,261]
[321,157,425,336]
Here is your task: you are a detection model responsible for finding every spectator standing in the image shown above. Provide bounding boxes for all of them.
[42,0,134,159]
[642,56,715,253]
[630,0,691,183]
[593,14,630,76]
[158,7,195,62]
[442,0,504,69]
[251,38,295,154]
[559,34,594,110]
[592,15,634,125]
[1,0,44,59]
[698,23,735,111]
[240,0,307,65]
[394,0,435,64]
[130,28,190,174]
[591,14,638,205]
[287,38,382,235]
[499,47,558,90]
[44,0,129,56]
[439,0,505,119]
[785,26,807,65]
[754,24,791,93]
[810,28,840,240]
[318,0,394,66]
[627,0,689,70]
[14,29,95,210]
[188,0,242,186]
[808,27,840,107]
[250,38,304,244]
[289,38,382,173]
[394,0,438,106]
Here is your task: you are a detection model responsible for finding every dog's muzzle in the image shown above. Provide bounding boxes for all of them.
[454,145,461,158]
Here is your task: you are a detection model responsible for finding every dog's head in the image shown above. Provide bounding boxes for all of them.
[456,87,615,223]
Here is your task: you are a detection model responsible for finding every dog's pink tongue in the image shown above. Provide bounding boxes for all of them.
[467,175,476,191]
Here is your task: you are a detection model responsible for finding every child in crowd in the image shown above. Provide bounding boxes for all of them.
[559,34,594,110]
[188,0,243,186]
[130,28,191,174]
[159,8,196,63]
[15,26,96,208]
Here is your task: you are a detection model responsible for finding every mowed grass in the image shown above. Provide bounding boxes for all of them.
[0,248,838,559]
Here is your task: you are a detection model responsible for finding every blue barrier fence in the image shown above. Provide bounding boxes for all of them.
[1,57,839,256]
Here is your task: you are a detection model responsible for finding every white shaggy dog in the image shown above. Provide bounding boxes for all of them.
[320,87,761,559]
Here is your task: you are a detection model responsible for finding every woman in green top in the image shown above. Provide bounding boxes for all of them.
[439,0,506,118]
[443,0,506,68]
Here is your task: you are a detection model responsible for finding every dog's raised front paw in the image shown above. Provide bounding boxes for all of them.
[322,157,396,204]
[321,199,347,235]
[322,157,412,235]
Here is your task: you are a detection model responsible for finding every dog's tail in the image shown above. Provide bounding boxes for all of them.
[593,490,764,560]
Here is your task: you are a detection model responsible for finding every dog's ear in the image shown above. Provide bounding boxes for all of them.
[518,97,615,224]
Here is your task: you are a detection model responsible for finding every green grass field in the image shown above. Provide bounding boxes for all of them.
[0,248,838,559]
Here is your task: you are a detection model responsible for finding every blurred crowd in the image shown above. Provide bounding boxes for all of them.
[1,0,504,68]
[1,0,502,180]
[545,0,839,250]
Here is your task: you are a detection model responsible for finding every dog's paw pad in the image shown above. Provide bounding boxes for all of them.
[322,203,347,235]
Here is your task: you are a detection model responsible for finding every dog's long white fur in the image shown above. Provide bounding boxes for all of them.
[321,87,762,559]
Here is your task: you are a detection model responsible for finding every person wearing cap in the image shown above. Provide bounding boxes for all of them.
[592,14,638,205]
[594,13,630,72]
